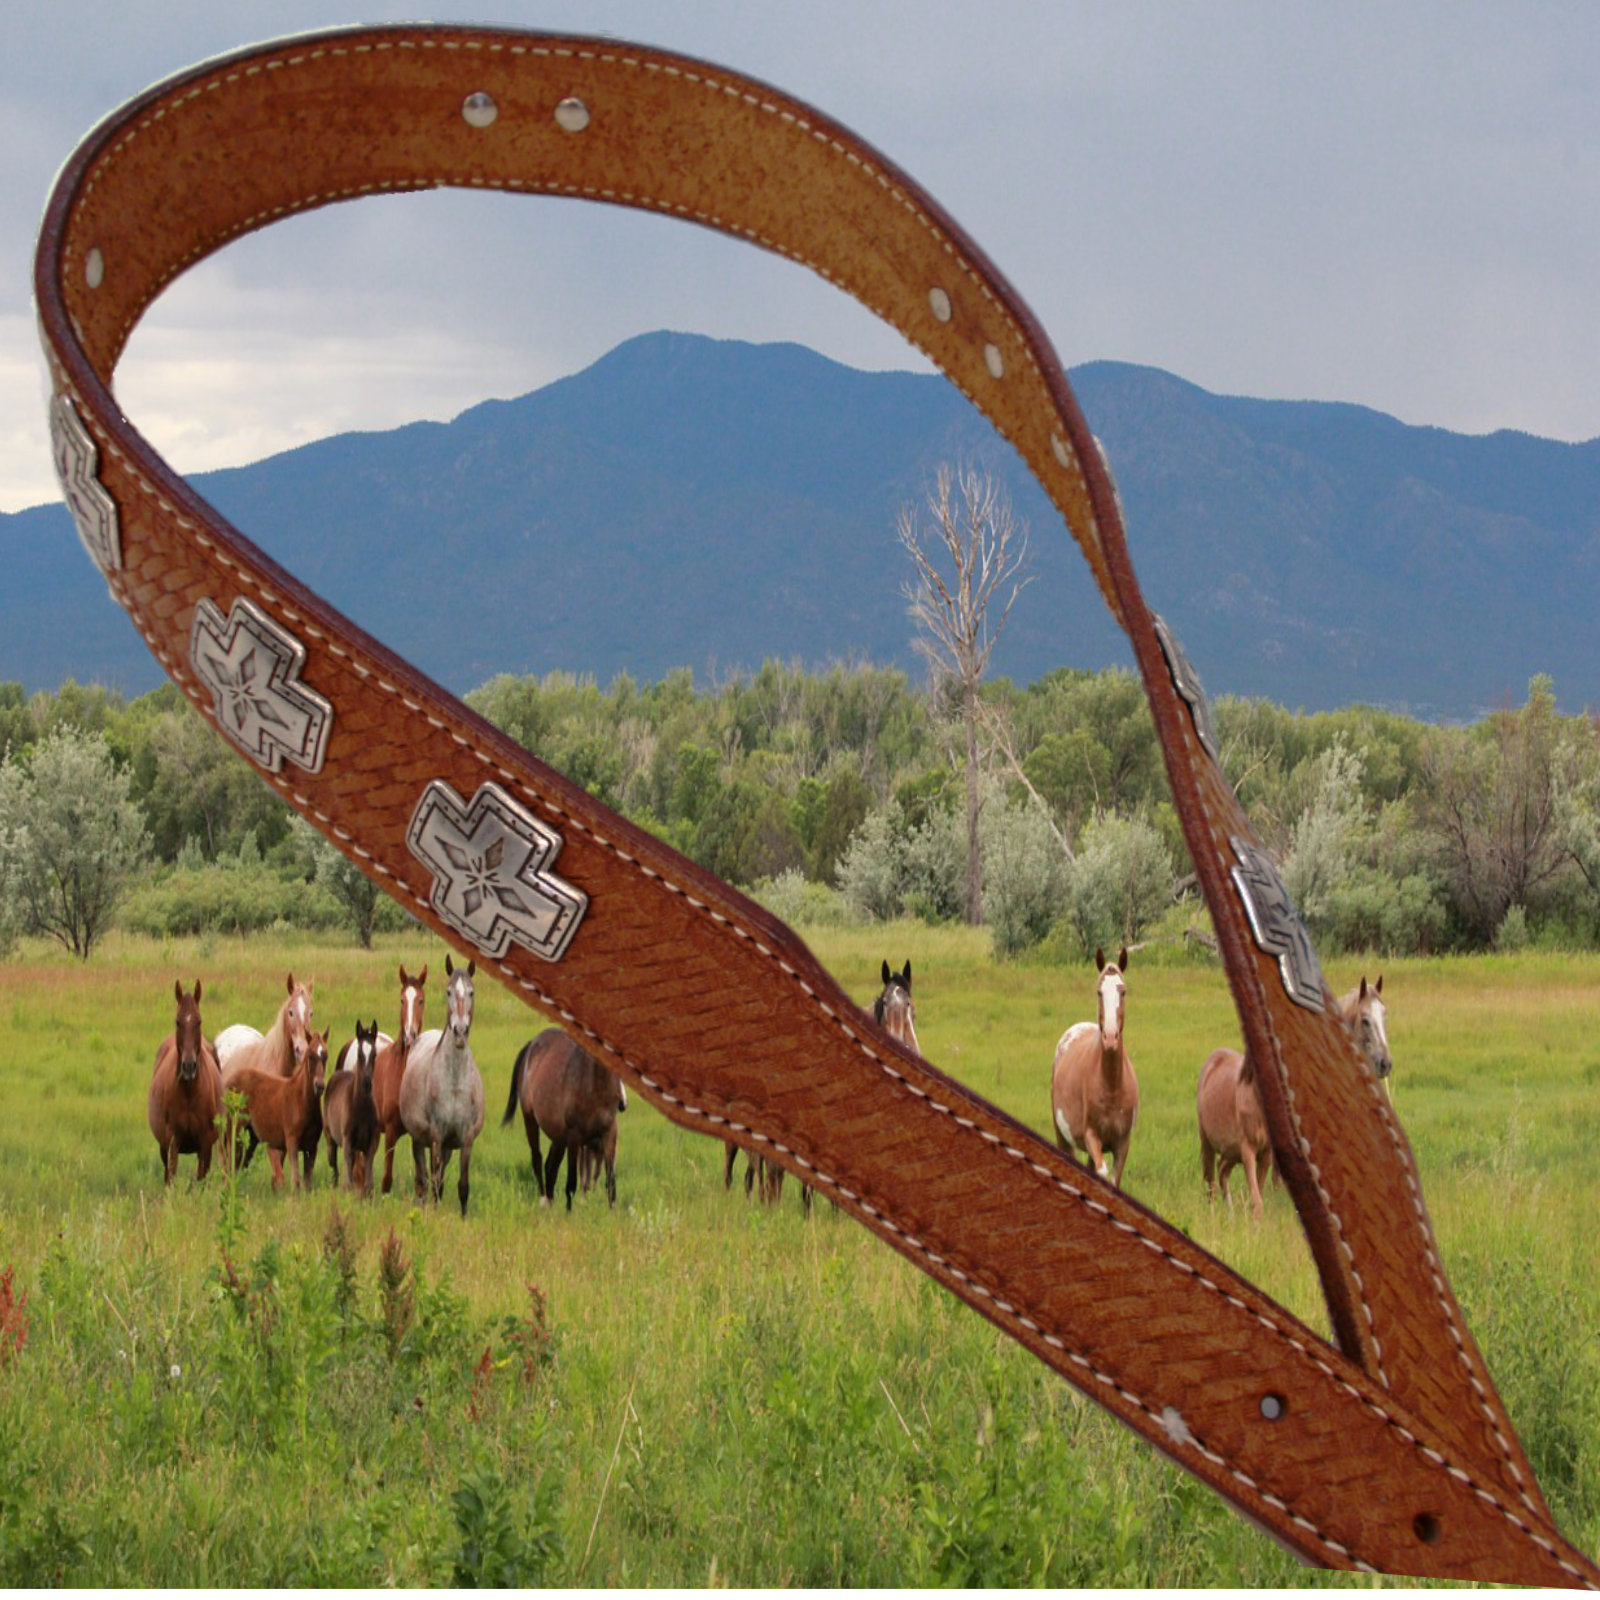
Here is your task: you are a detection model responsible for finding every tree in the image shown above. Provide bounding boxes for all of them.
[0,726,148,959]
[899,464,1033,924]
[289,816,388,949]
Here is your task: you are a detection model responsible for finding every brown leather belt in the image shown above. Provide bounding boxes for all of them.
[33,25,1598,1584]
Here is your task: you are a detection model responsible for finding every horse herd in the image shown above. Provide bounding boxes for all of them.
[147,949,1391,1225]
[1051,947,1393,1219]
[147,958,627,1215]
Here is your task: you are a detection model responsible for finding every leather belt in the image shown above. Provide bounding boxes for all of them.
[33,25,1598,1584]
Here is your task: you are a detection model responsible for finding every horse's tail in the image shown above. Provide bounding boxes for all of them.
[503,1040,530,1127]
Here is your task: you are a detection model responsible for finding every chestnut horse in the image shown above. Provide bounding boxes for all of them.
[323,1019,382,1196]
[504,1028,627,1209]
[1196,1049,1274,1219]
[372,964,426,1195]
[1049,947,1139,1188]
[1340,974,1394,1103]
[148,978,225,1185]
[224,1027,328,1191]
[399,956,483,1214]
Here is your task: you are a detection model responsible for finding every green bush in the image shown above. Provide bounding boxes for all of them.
[120,861,345,938]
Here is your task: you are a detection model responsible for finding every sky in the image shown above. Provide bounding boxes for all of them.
[3,1,1598,514]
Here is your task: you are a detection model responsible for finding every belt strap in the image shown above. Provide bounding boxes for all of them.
[33,25,1598,1584]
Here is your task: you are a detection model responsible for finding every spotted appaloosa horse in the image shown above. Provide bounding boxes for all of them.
[399,955,484,1215]
[372,964,426,1194]
[148,978,225,1185]
[1196,1048,1274,1219]
[1340,974,1394,1103]
[1049,947,1139,1189]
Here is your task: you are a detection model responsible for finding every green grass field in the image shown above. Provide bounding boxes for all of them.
[0,927,1596,1584]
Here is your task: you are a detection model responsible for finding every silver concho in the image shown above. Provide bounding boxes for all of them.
[49,393,121,579]
[1230,836,1325,1013]
[408,780,588,963]
[189,596,333,775]
[1153,613,1219,762]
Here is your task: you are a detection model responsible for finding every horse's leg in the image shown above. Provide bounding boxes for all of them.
[565,1142,579,1212]
[1201,1135,1217,1202]
[1083,1128,1108,1181]
[285,1136,302,1192]
[1110,1139,1130,1191]
[528,1115,544,1195]
[457,1139,472,1217]
[1217,1155,1235,1208]
[411,1136,429,1200]
[541,1141,563,1207]
[800,1182,813,1217]
[1242,1145,1264,1221]
[197,1133,213,1183]
[605,1152,616,1208]
[430,1138,446,1204]
[723,1139,738,1190]
[164,1137,178,1187]
[268,1147,286,1192]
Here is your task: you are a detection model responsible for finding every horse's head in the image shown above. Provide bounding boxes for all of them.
[445,954,476,1047]
[1094,946,1129,1053]
[398,963,428,1050]
[304,1027,329,1095]
[173,977,205,1082]
[874,959,920,1055]
[284,971,314,1064]
[354,1018,379,1090]
[1344,974,1392,1087]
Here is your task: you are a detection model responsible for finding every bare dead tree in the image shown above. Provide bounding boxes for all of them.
[899,463,1034,924]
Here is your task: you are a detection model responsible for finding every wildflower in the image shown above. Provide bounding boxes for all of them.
[170,1363,182,1380]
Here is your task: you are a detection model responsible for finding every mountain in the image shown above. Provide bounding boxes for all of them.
[4,331,1597,719]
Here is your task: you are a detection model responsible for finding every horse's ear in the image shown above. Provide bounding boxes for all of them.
[467,960,476,978]
[882,959,892,985]
[446,953,455,976]
[194,978,202,1004]
[1118,946,1129,972]
[175,978,183,1004]
[1359,975,1369,999]
[1374,974,1383,995]
[286,971,296,994]
[418,964,428,984]
[903,959,912,990]
[1095,948,1106,971]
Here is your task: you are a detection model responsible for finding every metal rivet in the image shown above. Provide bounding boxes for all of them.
[1259,1393,1286,1421]
[84,248,104,290]
[928,287,952,323]
[555,97,591,133]
[461,91,498,129]
[984,342,1005,379]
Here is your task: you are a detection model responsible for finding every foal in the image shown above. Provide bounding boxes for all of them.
[225,1027,328,1191]
[1049,947,1139,1188]
[324,1019,382,1196]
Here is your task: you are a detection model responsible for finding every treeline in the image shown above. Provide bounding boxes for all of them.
[1,664,1597,961]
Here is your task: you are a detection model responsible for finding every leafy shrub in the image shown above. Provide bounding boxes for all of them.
[980,797,1068,957]
[751,868,854,928]
[1059,812,1174,957]
[119,860,345,938]
[836,799,965,923]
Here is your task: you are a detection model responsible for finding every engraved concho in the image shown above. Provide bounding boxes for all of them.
[188,596,333,775]
[1230,835,1326,1013]
[49,392,121,579]
[1153,613,1219,762]
[408,779,588,963]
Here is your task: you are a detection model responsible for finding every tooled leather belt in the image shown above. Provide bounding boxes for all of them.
[33,25,1599,1584]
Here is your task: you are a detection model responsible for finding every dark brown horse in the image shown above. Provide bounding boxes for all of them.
[372,963,427,1194]
[148,978,225,1185]
[1049,946,1139,1189]
[1196,1048,1274,1219]
[224,1026,328,1191]
[323,1019,382,1196]
[504,1028,626,1209]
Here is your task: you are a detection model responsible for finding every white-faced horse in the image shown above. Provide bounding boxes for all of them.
[399,955,484,1215]
[215,972,313,1078]
[1049,946,1139,1189]
[1340,974,1394,1103]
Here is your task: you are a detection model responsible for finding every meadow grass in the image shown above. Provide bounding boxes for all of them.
[0,927,1596,1584]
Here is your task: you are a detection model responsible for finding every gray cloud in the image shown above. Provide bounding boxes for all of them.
[5,0,1597,511]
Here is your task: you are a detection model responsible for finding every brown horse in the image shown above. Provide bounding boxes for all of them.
[372,964,426,1195]
[214,972,313,1079]
[323,1019,382,1196]
[148,978,225,1185]
[224,1026,328,1191]
[1196,1048,1274,1219]
[1049,946,1139,1189]
[1340,974,1394,1103]
[505,1028,627,1209]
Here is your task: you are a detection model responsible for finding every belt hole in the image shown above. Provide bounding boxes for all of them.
[1259,1393,1286,1422]
[461,91,498,129]
[1412,1512,1441,1545]
[555,97,591,133]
